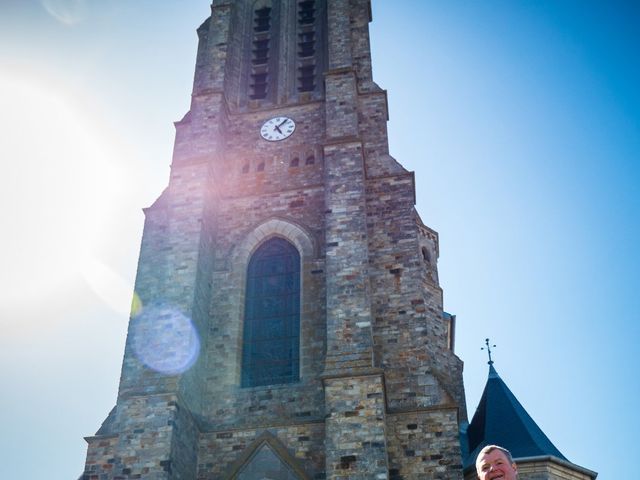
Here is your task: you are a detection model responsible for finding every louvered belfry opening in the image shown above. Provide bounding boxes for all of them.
[250,6,272,99]
[297,0,317,92]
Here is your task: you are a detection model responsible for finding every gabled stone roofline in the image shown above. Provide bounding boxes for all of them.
[515,455,598,479]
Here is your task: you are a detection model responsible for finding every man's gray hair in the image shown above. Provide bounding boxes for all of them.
[476,444,515,465]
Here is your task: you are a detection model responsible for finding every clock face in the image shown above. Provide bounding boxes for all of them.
[260,116,296,141]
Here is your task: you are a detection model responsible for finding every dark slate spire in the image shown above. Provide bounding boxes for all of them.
[464,363,567,468]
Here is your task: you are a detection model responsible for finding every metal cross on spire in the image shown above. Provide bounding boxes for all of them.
[481,338,496,365]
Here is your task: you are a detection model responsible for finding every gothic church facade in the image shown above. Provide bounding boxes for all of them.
[83,1,468,478]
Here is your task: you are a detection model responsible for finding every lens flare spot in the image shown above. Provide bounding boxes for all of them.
[130,304,200,376]
[130,292,143,317]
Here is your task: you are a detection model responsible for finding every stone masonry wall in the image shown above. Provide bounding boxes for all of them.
[219,103,326,196]
[327,0,353,71]
[359,92,398,177]
[323,141,375,374]
[201,234,327,429]
[324,375,389,480]
[188,95,331,458]
[82,394,196,479]
[366,173,450,411]
[387,409,463,480]
[197,423,326,479]
[350,0,375,92]
[170,396,200,480]
[118,157,212,406]
[83,435,118,480]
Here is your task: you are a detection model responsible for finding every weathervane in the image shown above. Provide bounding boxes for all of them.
[481,338,496,365]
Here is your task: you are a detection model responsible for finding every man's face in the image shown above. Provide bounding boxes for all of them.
[476,449,518,480]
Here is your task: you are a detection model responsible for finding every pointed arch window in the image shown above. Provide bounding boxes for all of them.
[241,238,300,387]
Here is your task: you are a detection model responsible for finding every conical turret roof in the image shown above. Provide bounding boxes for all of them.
[464,364,566,468]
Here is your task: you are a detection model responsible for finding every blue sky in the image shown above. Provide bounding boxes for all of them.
[1,1,638,479]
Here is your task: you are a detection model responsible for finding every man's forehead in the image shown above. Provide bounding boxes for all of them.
[478,449,509,464]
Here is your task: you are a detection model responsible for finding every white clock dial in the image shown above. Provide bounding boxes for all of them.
[260,116,296,142]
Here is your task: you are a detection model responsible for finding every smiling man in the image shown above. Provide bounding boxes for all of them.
[476,445,519,480]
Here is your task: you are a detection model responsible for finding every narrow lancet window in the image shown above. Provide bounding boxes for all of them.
[241,238,301,387]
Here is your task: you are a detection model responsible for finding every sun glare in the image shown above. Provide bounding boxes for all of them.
[0,73,129,312]
[41,0,87,26]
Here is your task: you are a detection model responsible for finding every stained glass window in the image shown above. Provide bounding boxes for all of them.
[241,238,300,387]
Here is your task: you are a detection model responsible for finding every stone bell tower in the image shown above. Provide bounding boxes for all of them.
[82,1,467,478]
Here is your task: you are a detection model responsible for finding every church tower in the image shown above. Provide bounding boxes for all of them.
[82,1,467,478]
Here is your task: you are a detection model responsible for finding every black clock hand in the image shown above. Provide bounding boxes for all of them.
[277,118,289,128]
[274,125,283,134]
